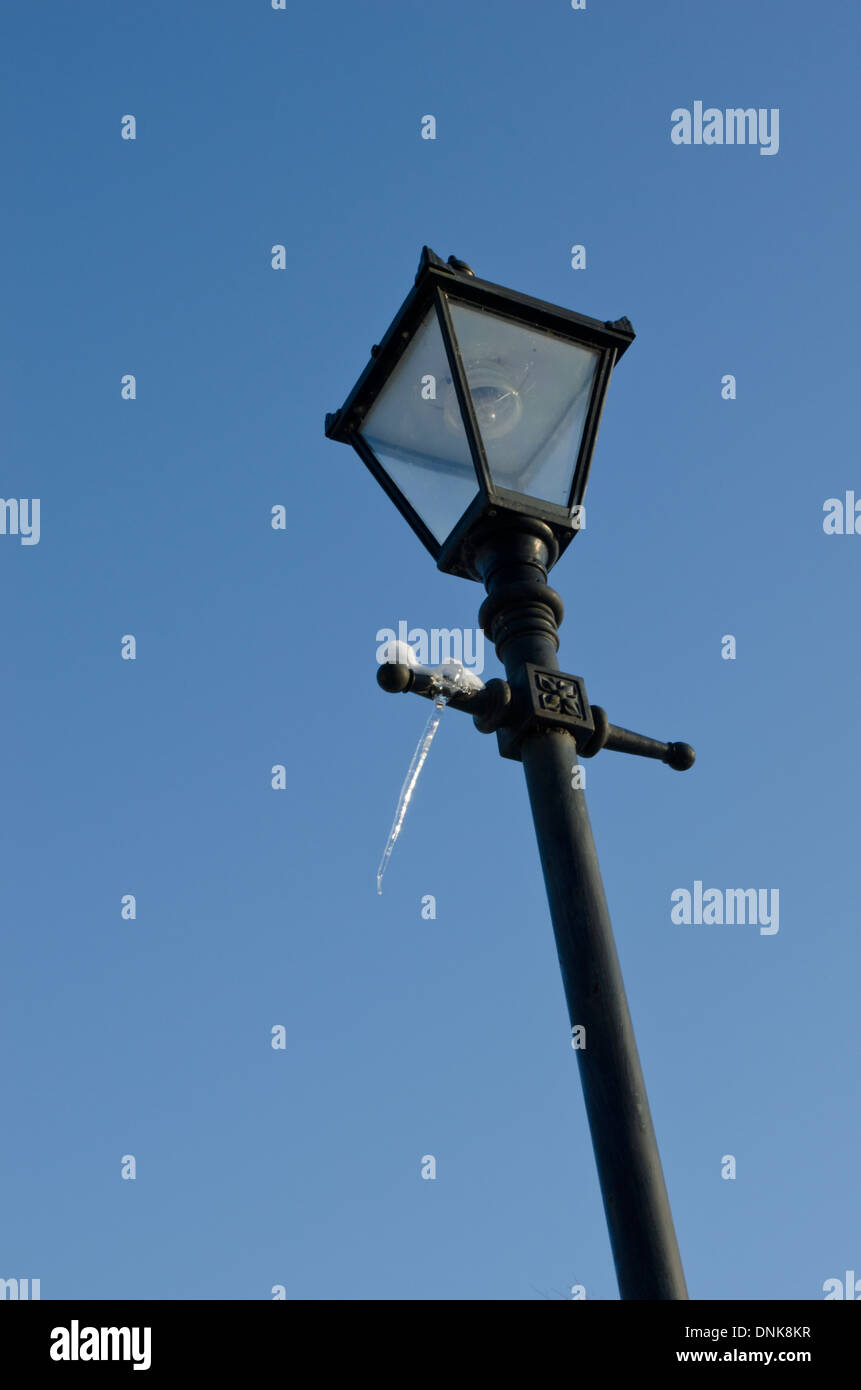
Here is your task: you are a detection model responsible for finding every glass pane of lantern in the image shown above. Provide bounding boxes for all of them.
[448,301,600,508]
[360,306,480,545]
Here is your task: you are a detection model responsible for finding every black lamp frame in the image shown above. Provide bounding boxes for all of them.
[325,247,635,580]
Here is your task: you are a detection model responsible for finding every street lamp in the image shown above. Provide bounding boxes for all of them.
[324,246,633,582]
[325,247,693,1300]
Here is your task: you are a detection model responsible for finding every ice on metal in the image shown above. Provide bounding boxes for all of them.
[377,638,486,699]
[376,695,446,895]
[375,644,486,895]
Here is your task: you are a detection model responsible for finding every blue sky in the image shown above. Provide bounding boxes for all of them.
[1,0,859,1300]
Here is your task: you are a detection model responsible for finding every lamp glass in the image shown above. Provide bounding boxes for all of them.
[360,307,479,544]
[448,301,599,508]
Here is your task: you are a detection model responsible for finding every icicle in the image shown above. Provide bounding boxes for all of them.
[374,644,487,895]
[376,694,447,895]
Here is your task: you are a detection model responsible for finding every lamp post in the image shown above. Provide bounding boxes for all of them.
[325,247,692,1300]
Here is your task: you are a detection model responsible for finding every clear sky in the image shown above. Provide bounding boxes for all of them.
[1,0,859,1301]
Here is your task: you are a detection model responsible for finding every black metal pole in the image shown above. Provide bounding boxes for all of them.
[473,522,688,1300]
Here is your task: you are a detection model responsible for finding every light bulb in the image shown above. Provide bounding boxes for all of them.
[443,362,523,439]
